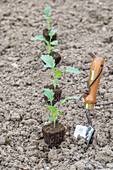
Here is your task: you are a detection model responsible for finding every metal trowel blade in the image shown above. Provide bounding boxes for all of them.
[74,125,94,141]
[74,125,88,138]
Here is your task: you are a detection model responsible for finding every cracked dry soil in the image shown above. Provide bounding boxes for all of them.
[0,0,113,169]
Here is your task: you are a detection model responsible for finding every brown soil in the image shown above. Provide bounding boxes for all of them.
[42,122,65,147]
[43,28,57,42]
[0,0,113,169]
[44,84,62,105]
[108,66,113,75]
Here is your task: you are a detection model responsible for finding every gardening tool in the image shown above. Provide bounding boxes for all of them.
[74,56,104,152]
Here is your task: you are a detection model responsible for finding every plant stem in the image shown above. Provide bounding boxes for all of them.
[54,79,57,89]
[48,44,51,54]
[58,106,61,112]
[57,104,61,113]
[53,69,56,89]
[50,97,55,128]
[48,34,52,54]
[47,19,50,31]
[54,119,56,128]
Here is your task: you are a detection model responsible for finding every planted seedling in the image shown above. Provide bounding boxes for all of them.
[30,6,61,65]
[43,88,78,128]
[42,55,80,105]
[42,88,78,147]
[41,55,80,89]
[31,30,61,65]
[43,6,52,31]
[30,29,58,54]
[43,6,57,42]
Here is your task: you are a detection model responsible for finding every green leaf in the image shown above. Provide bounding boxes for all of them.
[42,46,47,49]
[45,105,53,110]
[41,55,55,68]
[59,113,63,115]
[30,35,46,41]
[50,40,58,46]
[53,115,56,119]
[43,88,54,103]
[65,67,80,74]
[45,105,58,115]
[49,30,57,39]
[43,23,46,27]
[44,6,51,16]
[60,96,78,105]
[52,49,59,52]
[46,116,54,121]
[55,70,62,78]
[52,68,55,71]
[44,17,52,20]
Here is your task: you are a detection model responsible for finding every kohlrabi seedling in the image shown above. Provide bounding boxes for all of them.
[30,29,58,54]
[43,6,51,31]
[43,88,78,128]
[41,55,80,89]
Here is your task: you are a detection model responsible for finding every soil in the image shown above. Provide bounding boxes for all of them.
[43,28,57,42]
[44,84,62,105]
[0,0,113,169]
[108,66,113,75]
[42,122,65,147]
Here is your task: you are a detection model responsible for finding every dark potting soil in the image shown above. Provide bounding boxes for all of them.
[42,122,65,147]
[50,51,61,65]
[43,28,57,42]
[44,84,62,105]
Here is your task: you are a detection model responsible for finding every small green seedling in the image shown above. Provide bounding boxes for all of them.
[43,6,51,31]
[41,55,80,89]
[30,30,58,54]
[43,88,78,128]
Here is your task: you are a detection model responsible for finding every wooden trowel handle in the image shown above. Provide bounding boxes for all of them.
[84,57,104,110]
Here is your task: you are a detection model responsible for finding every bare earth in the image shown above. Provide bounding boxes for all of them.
[0,0,113,169]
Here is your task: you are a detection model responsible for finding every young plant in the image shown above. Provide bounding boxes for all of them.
[41,55,80,89]
[43,6,51,31]
[30,30,58,54]
[43,88,78,128]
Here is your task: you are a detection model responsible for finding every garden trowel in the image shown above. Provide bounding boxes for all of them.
[74,56,104,152]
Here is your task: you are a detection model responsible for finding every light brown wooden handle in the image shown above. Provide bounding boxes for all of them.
[84,57,104,110]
